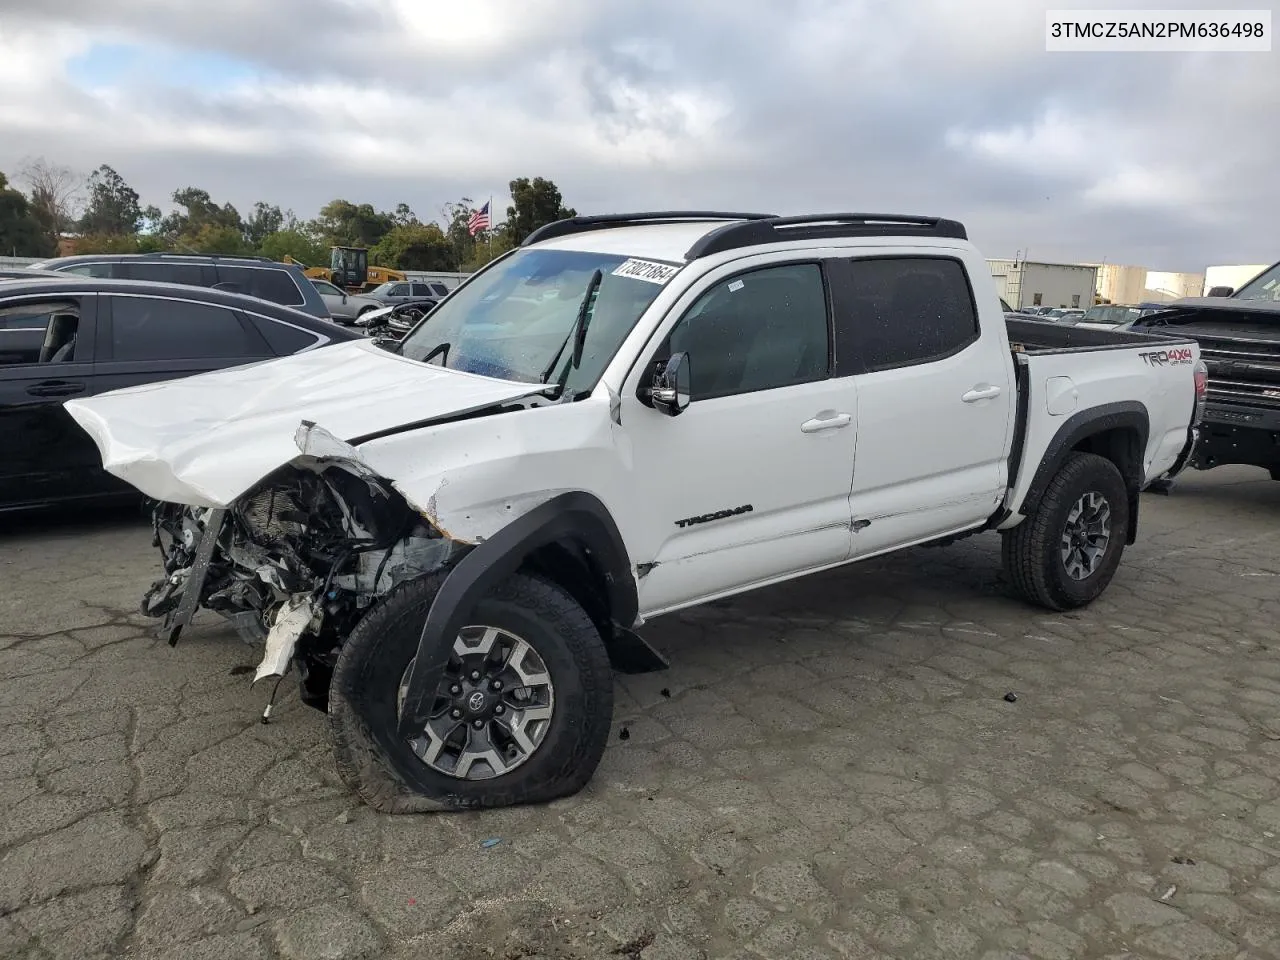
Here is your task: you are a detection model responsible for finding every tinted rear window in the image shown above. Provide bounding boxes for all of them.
[110,296,265,361]
[248,315,323,355]
[215,266,306,306]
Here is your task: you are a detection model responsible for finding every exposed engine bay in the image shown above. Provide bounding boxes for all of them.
[139,463,462,713]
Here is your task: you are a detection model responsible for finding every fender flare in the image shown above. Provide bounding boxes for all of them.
[1019,401,1150,543]
[396,491,637,737]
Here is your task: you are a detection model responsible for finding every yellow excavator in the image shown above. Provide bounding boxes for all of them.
[283,246,406,293]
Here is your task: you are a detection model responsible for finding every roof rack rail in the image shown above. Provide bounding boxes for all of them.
[125,252,278,263]
[522,211,777,247]
[685,213,967,260]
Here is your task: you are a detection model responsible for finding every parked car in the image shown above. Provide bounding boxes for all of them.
[28,253,330,320]
[1132,262,1280,479]
[0,277,359,512]
[66,210,1203,812]
[366,280,448,305]
[0,267,64,280]
[309,278,383,325]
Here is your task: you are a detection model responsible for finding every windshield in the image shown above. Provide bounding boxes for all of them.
[1233,264,1280,301]
[397,247,676,391]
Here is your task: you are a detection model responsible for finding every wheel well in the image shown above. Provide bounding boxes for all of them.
[1071,426,1143,543]
[519,539,613,638]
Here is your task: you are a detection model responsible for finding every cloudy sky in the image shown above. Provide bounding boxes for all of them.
[0,0,1276,271]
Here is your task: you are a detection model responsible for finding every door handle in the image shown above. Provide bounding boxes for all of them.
[801,413,852,433]
[27,380,86,398]
[962,385,1002,403]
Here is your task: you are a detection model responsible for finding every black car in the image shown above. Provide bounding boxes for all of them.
[0,277,361,512]
[366,280,448,305]
[28,253,331,320]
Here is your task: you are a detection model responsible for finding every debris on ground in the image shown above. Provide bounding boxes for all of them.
[229,664,254,675]
[660,687,671,698]
[619,726,631,741]
[482,838,502,849]
[1172,855,1195,865]
[1003,692,1018,702]
[611,931,655,958]
[1159,884,1177,902]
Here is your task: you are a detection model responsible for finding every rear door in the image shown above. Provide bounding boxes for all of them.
[0,293,105,507]
[92,293,275,397]
[829,251,1016,555]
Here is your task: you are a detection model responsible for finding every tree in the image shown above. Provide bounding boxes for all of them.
[307,199,395,248]
[0,170,54,257]
[505,177,575,245]
[181,223,250,255]
[244,202,286,248]
[392,203,419,227]
[258,228,327,266]
[80,165,144,236]
[370,222,453,271]
[18,157,82,248]
[160,187,244,247]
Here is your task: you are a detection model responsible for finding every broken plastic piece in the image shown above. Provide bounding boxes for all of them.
[1004,692,1018,703]
[481,838,502,849]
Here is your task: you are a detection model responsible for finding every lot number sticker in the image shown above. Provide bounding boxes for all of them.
[612,259,680,285]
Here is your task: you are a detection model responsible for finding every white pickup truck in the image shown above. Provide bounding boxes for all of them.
[65,211,1205,813]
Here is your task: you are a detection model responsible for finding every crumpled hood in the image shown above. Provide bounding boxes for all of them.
[64,338,544,507]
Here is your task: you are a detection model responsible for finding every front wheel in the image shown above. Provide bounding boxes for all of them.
[328,572,614,813]
[1002,451,1130,611]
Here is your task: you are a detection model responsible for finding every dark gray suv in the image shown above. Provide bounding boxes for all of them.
[29,253,330,320]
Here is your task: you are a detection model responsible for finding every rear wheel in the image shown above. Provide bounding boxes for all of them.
[328,572,614,813]
[1002,452,1129,611]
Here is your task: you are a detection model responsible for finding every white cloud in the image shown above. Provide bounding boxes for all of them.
[0,0,1277,271]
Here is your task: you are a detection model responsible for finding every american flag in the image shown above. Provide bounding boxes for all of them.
[467,201,490,236]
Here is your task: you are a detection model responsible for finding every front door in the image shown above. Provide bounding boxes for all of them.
[618,259,858,616]
[827,252,1015,555]
[0,293,104,508]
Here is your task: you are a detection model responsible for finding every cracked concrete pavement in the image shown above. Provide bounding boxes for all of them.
[1,464,1279,959]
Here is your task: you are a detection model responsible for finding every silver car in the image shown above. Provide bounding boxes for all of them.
[310,279,384,326]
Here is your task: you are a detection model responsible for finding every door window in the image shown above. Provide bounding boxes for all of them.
[389,283,411,297]
[662,263,830,401]
[0,301,82,366]
[410,283,432,297]
[109,296,263,361]
[429,283,449,297]
[62,262,115,278]
[214,266,306,306]
[312,280,344,297]
[829,257,980,374]
[120,261,211,286]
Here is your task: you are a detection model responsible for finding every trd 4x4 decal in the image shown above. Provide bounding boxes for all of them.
[1139,347,1194,366]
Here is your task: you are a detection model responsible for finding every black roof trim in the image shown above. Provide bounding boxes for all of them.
[685,213,968,259]
[0,277,360,338]
[41,252,277,265]
[522,211,777,247]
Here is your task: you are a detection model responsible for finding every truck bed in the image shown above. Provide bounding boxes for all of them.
[1005,317,1161,354]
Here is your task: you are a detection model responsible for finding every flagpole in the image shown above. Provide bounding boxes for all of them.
[487,194,493,261]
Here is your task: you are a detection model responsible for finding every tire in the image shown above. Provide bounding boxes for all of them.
[328,572,614,814]
[1002,451,1130,611]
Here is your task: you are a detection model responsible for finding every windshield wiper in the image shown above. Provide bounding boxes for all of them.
[539,268,603,390]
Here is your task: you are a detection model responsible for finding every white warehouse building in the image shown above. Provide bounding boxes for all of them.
[1202,264,1270,296]
[987,260,1098,312]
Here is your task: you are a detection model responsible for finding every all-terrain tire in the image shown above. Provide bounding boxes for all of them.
[1002,451,1130,611]
[328,572,614,814]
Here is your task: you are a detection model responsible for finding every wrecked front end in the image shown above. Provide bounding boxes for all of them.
[142,461,467,715]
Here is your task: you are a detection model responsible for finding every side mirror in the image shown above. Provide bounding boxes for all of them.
[649,352,691,416]
[341,293,348,303]
[1207,285,1234,297]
